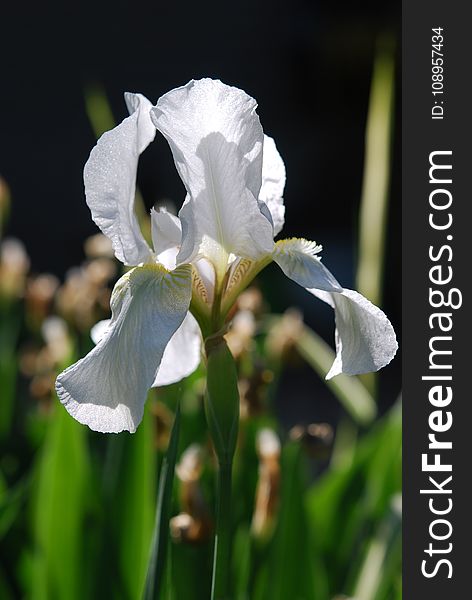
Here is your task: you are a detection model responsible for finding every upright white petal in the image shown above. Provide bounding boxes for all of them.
[308,288,398,379]
[273,238,342,292]
[153,312,202,386]
[56,264,192,433]
[150,207,183,269]
[151,207,182,256]
[150,79,274,268]
[259,135,286,236]
[84,93,155,266]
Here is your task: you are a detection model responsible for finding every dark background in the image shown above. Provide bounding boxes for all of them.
[1,0,401,415]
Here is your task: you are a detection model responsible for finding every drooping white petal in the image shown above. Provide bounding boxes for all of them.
[153,312,202,386]
[56,264,192,433]
[84,93,155,266]
[259,135,286,236]
[150,79,274,268]
[90,312,201,388]
[273,238,342,292]
[308,288,398,379]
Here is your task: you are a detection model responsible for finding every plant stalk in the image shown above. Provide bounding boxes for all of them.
[211,461,233,600]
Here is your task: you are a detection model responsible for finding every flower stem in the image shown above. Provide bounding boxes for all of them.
[204,337,239,600]
[211,461,233,600]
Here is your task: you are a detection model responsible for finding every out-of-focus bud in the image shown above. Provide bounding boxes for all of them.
[150,400,173,450]
[173,444,212,543]
[257,428,281,459]
[41,316,72,366]
[56,259,115,331]
[0,238,30,300]
[237,287,263,315]
[83,233,114,259]
[251,428,281,541]
[56,267,95,330]
[265,308,303,359]
[289,422,334,459]
[170,513,209,544]
[84,258,117,286]
[225,309,256,358]
[23,317,72,407]
[25,274,60,326]
[176,443,203,483]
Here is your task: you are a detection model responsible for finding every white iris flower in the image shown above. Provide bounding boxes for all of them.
[56,78,397,434]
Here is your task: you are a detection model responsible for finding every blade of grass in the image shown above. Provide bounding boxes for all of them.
[143,401,181,600]
[356,39,395,396]
[84,84,116,139]
[352,495,402,600]
[356,38,395,307]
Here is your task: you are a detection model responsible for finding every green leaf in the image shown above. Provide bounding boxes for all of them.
[143,402,181,600]
[0,302,21,439]
[306,403,401,596]
[352,495,402,600]
[111,406,157,600]
[31,406,90,600]
[265,441,327,600]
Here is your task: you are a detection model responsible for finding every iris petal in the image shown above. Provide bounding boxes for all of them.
[84,93,155,266]
[152,312,202,387]
[151,79,274,267]
[259,135,286,236]
[56,264,192,433]
[308,288,398,379]
[273,238,342,292]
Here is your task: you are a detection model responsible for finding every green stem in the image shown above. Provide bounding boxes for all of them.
[211,461,233,600]
[204,324,239,599]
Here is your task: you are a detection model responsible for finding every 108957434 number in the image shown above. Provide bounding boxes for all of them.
[431,27,445,120]
[431,28,444,94]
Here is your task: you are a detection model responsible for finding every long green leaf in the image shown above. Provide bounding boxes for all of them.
[111,407,157,600]
[143,401,181,600]
[31,406,90,600]
[356,39,395,307]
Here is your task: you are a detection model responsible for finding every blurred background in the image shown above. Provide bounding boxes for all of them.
[1,1,401,599]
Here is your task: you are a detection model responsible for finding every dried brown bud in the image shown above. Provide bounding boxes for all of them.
[251,429,281,540]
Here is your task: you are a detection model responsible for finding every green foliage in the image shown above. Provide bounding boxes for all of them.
[0,311,401,600]
[31,407,90,600]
